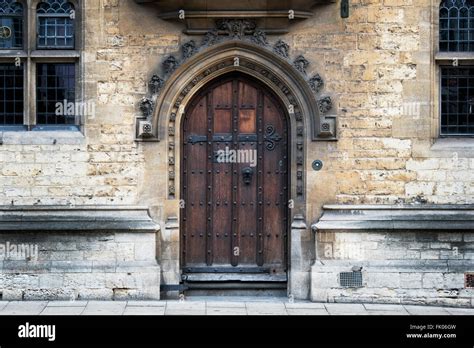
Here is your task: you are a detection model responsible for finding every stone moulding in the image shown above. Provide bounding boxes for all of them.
[133,0,336,34]
[312,205,474,231]
[137,40,335,142]
[0,206,160,232]
[136,20,337,142]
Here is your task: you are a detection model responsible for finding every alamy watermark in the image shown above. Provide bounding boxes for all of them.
[0,242,38,261]
[55,99,96,121]
[216,146,257,167]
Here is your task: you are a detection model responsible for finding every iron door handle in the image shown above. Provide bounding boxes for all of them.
[242,167,254,185]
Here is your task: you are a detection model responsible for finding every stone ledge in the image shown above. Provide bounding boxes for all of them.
[313,205,474,231]
[0,130,85,145]
[0,206,160,233]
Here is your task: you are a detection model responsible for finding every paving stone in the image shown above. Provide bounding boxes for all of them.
[126,301,166,307]
[286,308,329,315]
[285,302,326,309]
[403,305,450,315]
[366,310,409,316]
[47,301,89,307]
[206,307,248,315]
[166,301,206,310]
[246,303,288,315]
[325,303,367,314]
[123,307,165,315]
[0,302,9,311]
[41,306,86,315]
[165,308,206,315]
[444,308,474,315]
[364,304,408,312]
[0,301,48,315]
[206,301,247,308]
[82,301,127,315]
[165,301,206,315]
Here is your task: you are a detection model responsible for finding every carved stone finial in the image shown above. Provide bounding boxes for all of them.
[149,75,165,95]
[139,97,154,118]
[309,74,324,94]
[293,55,310,75]
[318,96,333,114]
[251,29,268,46]
[217,19,257,39]
[182,40,198,60]
[202,29,220,47]
[163,55,180,75]
[273,39,290,59]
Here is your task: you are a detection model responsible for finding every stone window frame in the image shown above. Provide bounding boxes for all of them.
[434,0,474,139]
[0,0,82,133]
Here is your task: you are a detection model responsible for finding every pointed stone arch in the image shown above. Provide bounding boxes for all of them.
[136,40,337,207]
[145,40,330,143]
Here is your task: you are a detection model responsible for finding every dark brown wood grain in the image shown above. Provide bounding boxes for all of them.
[182,74,288,276]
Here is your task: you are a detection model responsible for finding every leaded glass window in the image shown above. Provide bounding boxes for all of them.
[36,63,75,125]
[37,0,75,49]
[0,63,23,125]
[440,0,474,52]
[0,0,23,49]
[441,66,474,135]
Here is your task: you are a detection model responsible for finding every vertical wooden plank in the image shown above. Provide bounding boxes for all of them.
[236,79,258,265]
[256,88,265,266]
[206,91,213,266]
[183,94,208,266]
[211,81,233,265]
[231,78,239,266]
[262,94,288,271]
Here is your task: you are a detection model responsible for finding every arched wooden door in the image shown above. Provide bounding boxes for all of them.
[181,74,289,282]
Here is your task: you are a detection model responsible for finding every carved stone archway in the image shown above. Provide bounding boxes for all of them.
[138,40,336,204]
[138,39,335,299]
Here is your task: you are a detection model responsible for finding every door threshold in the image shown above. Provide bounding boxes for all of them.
[183,281,287,297]
[184,281,287,290]
[183,273,287,282]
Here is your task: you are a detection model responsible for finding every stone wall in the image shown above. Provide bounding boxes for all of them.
[0,0,473,302]
[0,0,471,221]
[312,230,474,307]
[0,232,160,301]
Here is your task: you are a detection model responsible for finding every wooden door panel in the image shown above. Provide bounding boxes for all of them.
[182,75,288,276]
[236,140,258,265]
[262,95,287,270]
[183,98,209,265]
[211,143,232,265]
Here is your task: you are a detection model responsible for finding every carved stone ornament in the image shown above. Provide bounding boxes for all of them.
[202,29,221,47]
[182,40,198,60]
[251,29,268,46]
[273,39,290,59]
[293,55,310,75]
[217,19,257,39]
[318,96,333,114]
[136,20,338,146]
[139,97,153,118]
[149,75,165,95]
[163,55,180,75]
[309,74,324,94]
